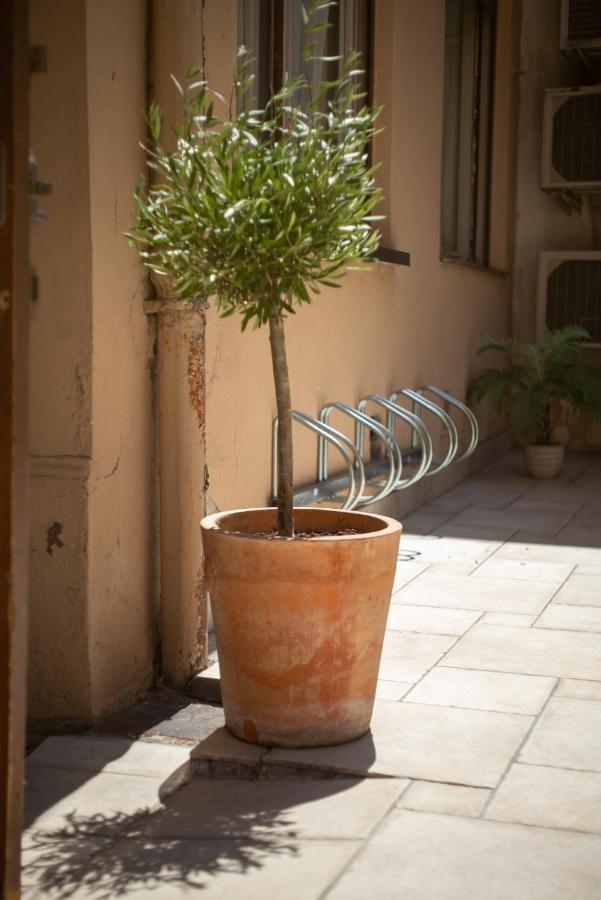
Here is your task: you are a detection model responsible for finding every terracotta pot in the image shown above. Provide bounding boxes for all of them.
[525,443,565,479]
[200,507,402,748]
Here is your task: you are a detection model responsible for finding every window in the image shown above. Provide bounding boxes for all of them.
[441,0,496,266]
[238,0,371,107]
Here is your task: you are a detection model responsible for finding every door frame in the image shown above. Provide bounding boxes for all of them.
[1,1,30,895]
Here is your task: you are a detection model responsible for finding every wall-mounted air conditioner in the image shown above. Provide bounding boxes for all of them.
[561,0,601,55]
[541,86,601,192]
[537,251,601,346]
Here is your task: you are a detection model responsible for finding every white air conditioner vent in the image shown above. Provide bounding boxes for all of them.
[537,251,601,346]
[561,0,601,53]
[541,86,601,191]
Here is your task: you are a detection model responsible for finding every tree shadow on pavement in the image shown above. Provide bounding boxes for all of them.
[23,763,368,898]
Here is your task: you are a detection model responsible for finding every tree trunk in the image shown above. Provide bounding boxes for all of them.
[269,315,294,536]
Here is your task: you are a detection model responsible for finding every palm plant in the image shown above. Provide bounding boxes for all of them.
[128,3,381,537]
[468,326,601,445]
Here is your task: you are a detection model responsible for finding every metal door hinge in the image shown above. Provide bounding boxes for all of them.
[29,150,52,223]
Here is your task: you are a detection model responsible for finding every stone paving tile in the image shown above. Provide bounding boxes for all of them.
[444,624,601,680]
[189,726,266,765]
[404,667,555,715]
[379,631,456,683]
[571,506,601,527]
[432,523,517,542]
[554,526,601,548]
[27,735,191,779]
[576,563,601,575]
[507,495,584,513]
[444,506,572,534]
[523,485,601,508]
[481,611,537,627]
[265,700,531,787]
[392,559,430,592]
[22,836,111,900]
[498,538,601,566]
[327,809,601,900]
[472,557,573,584]
[24,836,360,900]
[432,484,527,510]
[401,510,455,534]
[412,497,472,515]
[375,680,412,701]
[550,573,601,607]
[519,698,601,772]
[398,782,490,817]
[396,534,503,570]
[393,570,555,614]
[123,777,407,841]
[556,679,601,701]
[536,603,601,632]
[386,604,481,636]
[486,763,601,834]
[24,764,165,833]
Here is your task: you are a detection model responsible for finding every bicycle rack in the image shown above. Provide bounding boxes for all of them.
[272,410,365,510]
[415,385,479,462]
[319,402,402,507]
[390,388,459,476]
[270,386,479,510]
[357,394,433,490]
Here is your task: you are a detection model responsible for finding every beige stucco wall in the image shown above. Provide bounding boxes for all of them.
[204,0,517,514]
[29,0,94,727]
[28,0,156,727]
[85,0,156,717]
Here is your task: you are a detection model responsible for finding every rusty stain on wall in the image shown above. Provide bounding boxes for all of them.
[187,314,207,433]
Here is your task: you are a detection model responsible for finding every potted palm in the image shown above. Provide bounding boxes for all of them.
[129,11,402,747]
[468,326,601,479]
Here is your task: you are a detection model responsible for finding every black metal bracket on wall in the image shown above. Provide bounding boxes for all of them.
[374,247,411,267]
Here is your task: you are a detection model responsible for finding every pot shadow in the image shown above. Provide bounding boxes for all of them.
[23,731,378,899]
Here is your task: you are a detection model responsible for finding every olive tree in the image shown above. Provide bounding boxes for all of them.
[129,6,381,536]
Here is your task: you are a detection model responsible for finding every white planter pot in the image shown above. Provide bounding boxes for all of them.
[525,444,565,480]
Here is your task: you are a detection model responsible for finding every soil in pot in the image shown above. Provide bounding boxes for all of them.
[201,507,402,749]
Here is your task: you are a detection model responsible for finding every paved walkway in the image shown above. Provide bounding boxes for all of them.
[23,451,601,898]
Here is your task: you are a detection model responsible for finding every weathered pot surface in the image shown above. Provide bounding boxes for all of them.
[525,443,565,480]
[201,507,402,748]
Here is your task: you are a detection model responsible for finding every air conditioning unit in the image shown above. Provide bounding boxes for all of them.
[537,251,601,347]
[561,0,601,54]
[541,86,601,192]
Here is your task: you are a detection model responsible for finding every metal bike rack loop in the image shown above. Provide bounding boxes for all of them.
[319,402,402,507]
[416,385,479,462]
[272,410,365,510]
[357,394,433,490]
[390,388,459,476]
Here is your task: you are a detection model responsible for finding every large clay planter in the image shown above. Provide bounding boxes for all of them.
[201,507,402,748]
[525,443,565,479]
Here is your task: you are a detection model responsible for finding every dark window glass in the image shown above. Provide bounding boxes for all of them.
[239,0,371,106]
[441,0,496,265]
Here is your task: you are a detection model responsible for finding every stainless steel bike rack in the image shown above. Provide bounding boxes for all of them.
[357,394,433,490]
[270,387,479,510]
[389,388,459,476]
[272,410,366,510]
[416,385,479,462]
[319,401,402,507]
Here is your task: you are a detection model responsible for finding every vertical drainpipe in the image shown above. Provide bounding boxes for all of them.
[143,0,208,689]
